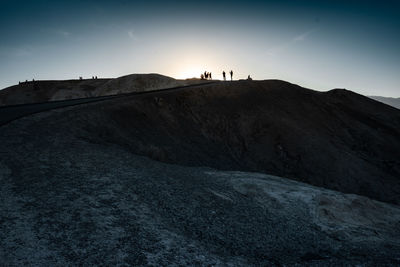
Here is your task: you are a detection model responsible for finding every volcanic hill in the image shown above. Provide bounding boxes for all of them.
[1,78,399,265]
[74,80,400,204]
[0,74,204,106]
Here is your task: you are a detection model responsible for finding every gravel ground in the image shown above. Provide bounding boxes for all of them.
[1,106,400,266]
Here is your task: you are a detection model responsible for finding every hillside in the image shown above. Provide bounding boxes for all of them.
[1,104,399,265]
[0,74,205,106]
[69,80,400,205]
[93,73,205,96]
[1,79,399,265]
[0,79,111,106]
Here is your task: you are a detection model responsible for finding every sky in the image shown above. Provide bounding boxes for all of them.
[0,0,399,97]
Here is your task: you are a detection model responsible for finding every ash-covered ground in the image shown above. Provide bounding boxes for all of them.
[1,80,400,265]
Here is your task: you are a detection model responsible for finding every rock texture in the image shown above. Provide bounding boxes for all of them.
[1,79,399,265]
[76,80,400,205]
[0,107,399,266]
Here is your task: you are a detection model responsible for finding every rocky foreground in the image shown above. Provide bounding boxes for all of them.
[1,80,400,265]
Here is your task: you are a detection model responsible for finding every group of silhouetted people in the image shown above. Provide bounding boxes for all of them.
[19,79,34,84]
[222,70,233,81]
[201,70,234,81]
[201,71,212,80]
[18,76,100,84]
[79,76,98,80]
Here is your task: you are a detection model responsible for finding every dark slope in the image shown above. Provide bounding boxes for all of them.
[1,80,400,265]
[52,80,400,204]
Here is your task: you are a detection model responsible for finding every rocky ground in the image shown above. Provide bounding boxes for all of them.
[67,80,400,205]
[1,80,400,265]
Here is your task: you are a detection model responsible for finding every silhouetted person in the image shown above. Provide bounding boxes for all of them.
[200,73,204,80]
[247,75,252,80]
[95,76,98,79]
[222,71,226,81]
[79,76,82,80]
[209,72,212,80]
[229,70,233,81]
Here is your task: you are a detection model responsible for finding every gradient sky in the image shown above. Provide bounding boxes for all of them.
[1,0,399,96]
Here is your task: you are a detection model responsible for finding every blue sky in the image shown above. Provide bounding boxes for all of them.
[0,0,399,96]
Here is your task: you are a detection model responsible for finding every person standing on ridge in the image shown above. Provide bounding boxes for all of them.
[222,71,226,81]
[229,70,233,81]
[209,72,212,80]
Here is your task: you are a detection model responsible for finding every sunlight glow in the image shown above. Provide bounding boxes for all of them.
[174,66,202,80]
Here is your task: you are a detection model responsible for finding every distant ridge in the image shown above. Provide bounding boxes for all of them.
[369,95,400,109]
[0,78,111,106]
[0,73,205,106]
[93,73,205,96]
